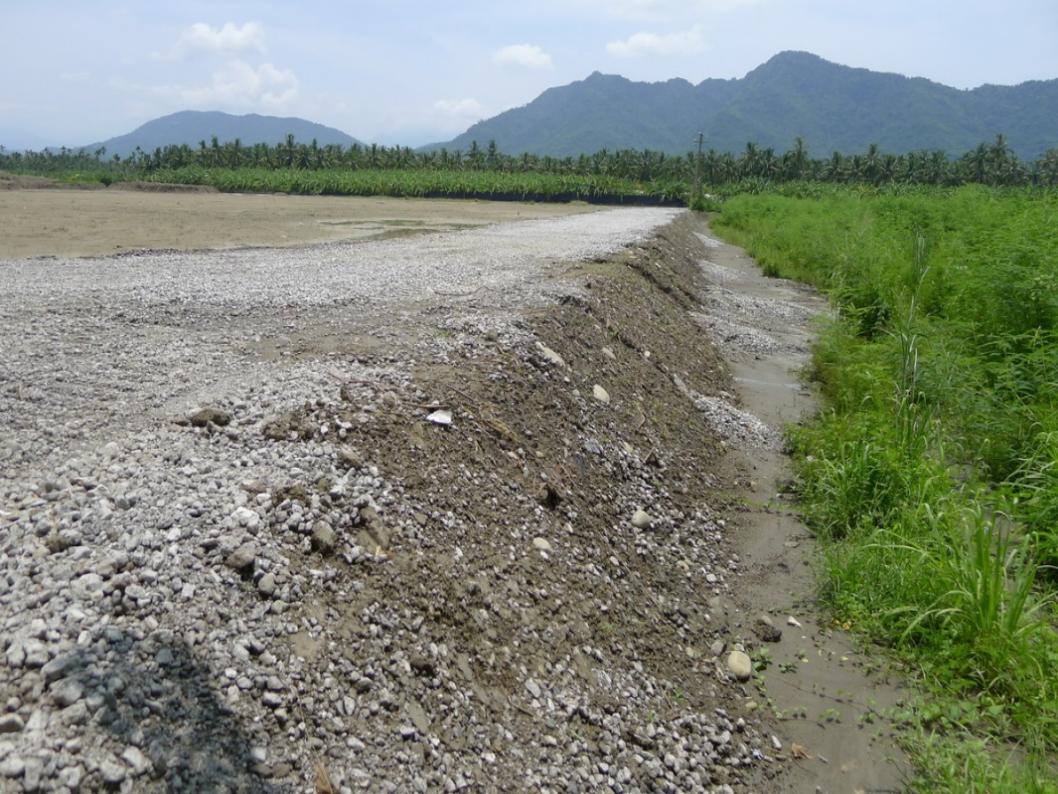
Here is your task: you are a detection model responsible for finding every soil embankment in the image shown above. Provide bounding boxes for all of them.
[0,203,905,791]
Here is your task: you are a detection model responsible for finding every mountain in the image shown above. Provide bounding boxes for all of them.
[433,52,1058,159]
[83,111,361,158]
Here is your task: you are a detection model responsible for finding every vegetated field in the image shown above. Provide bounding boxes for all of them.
[130,166,685,205]
[713,185,1058,791]
[0,180,594,259]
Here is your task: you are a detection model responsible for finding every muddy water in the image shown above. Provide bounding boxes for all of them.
[699,220,910,793]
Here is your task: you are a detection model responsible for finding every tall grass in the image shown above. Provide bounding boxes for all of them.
[713,184,1058,789]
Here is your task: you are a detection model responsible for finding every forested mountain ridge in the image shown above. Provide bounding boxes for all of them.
[81,111,360,158]
[434,51,1058,159]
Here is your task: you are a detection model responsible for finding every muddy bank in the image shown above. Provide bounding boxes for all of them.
[695,221,910,792]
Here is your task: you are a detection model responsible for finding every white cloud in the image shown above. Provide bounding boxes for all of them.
[493,44,554,69]
[175,22,266,57]
[434,98,486,117]
[606,25,706,57]
[178,60,298,107]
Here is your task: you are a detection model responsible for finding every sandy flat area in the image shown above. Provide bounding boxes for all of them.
[0,185,596,259]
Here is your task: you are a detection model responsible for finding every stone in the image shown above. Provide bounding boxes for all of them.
[231,506,260,530]
[225,543,257,573]
[709,640,725,658]
[51,679,84,707]
[525,679,542,699]
[753,615,782,643]
[0,757,24,778]
[122,746,152,776]
[257,572,277,597]
[631,509,652,529]
[535,342,567,369]
[532,537,552,552]
[311,521,336,555]
[58,766,83,789]
[337,446,363,470]
[601,346,616,360]
[410,656,436,678]
[592,384,610,404]
[189,407,231,427]
[726,650,753,682]
[0,714,24,733]
[99,757,127,785]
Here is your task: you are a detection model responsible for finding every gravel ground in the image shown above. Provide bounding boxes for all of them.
[0,208,781,793]
[1,209,677,480]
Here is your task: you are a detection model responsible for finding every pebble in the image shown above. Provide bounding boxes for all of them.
[753,615,782,643]
[50,679,84,707]
[99,757,127,785]
[592,384,611,404]
[535,342,567,368]
[257,572,277,596]
[225,542,257,572]
[311,520,337,554]
[631,509,652,529]
[727,651,753,681]
[122,746,153,776]
[531,537,552,552]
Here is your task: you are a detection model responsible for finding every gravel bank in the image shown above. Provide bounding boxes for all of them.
[0,208,778,793]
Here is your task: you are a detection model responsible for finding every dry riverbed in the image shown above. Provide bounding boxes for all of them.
[0,190,905,792]
[0,179,594,259]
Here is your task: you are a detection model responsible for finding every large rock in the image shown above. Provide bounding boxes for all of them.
[727,650,753,681]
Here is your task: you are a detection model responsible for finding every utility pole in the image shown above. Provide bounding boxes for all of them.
[694,132,704,203]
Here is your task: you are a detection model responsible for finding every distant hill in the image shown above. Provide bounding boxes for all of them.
[83,111,361,158]
[432,52,1058,159]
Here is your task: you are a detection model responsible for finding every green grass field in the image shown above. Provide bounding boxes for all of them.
[713,185,1058,790]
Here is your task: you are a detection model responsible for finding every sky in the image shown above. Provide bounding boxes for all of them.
[3,0,1058,149]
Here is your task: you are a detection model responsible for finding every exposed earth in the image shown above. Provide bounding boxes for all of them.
[0,179,595,259]
[0,188,906,792]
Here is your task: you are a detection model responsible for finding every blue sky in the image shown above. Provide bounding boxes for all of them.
[3,0,1058,149]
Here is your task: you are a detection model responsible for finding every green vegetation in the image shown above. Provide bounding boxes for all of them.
[712,186,1058,790]
[3,133,1058,207]
[133,166,681,204]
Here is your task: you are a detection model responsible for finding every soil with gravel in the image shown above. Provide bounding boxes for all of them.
[0,202,903,793]
[0,182,594,259]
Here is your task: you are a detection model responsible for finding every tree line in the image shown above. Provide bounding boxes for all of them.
[2,133,1057,187]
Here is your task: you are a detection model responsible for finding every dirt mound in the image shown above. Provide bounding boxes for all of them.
[0,172,102,190]
[107,180,219,193]
[239,215,786,789]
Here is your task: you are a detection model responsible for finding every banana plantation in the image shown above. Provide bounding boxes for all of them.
[3,133,1058,197]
